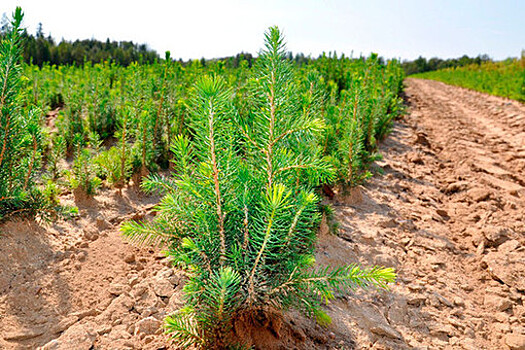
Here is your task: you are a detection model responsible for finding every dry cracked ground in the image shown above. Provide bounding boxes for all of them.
[1,78,524,349]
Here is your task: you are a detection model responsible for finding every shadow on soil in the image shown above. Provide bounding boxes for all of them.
[0,220,73,349]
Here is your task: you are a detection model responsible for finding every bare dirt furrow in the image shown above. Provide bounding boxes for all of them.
[317,78,525,349]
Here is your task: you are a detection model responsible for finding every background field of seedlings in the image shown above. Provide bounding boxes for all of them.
[413,54,525,102]
[10,45,404,211]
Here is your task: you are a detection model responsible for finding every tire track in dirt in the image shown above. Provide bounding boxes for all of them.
[316,78,525,349]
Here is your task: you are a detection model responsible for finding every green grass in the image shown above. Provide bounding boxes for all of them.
[412,57,525,102]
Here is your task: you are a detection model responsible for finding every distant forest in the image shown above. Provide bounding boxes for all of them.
[0,14,501,74]
[0,17,306,68]
[0,17,337,68]
[0,17,160,66]
[401,54,493,75]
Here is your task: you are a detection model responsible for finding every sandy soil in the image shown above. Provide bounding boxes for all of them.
[318,78,525,349]
[1,78,524,349]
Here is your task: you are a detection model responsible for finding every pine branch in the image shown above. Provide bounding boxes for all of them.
[165,307,204,349]
[140,174,177,194]
[120,219,172,247]
[194,75,230,265]
[269,265,396,303]
[247,183,289,304]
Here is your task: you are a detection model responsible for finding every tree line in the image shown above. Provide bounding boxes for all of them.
[0,17,159,66]
[402,54,492,75]
[0,15,388,70]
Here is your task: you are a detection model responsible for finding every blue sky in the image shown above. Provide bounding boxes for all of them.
[3,0,524,61]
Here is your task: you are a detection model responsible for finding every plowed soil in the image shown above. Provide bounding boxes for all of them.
[1,78,524,350]
[318,78,525,349]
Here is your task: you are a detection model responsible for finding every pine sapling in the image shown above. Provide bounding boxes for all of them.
[122,27,395,349]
